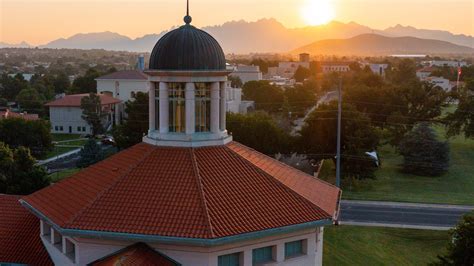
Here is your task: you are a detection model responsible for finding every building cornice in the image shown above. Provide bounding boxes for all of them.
[20,199,333,247]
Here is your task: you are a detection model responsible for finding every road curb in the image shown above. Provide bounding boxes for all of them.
[341,200,474,211]
[339,221,452,231]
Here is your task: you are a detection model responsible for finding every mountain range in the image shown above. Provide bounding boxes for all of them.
[1,19,472,55]
[292,34,473,56]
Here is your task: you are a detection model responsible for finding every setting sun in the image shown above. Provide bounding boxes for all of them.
[301,0,335,26]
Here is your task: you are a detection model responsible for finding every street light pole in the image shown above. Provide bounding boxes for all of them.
[335,77,342,188]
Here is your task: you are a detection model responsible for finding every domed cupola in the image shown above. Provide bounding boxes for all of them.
[149,6,226,71]
[144,0,232,148]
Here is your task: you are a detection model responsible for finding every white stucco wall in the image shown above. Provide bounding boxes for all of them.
[49,106,91,134]
[96,79,149,103]
[41,223,326,266]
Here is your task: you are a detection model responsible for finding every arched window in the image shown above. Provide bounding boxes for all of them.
[195,83,211,132]
[168,83,186,133]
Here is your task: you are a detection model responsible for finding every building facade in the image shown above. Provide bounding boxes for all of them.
[228,65,263,84]
[45,94,121,134]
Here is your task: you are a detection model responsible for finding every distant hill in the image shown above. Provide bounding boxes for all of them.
[0,41,31,48]
[10,19,471,54]
[292,34,474,56]
[383,24,473,49]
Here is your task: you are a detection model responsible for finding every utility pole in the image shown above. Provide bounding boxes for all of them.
[335,77,342,188]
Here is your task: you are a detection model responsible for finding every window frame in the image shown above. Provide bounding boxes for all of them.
[252,246,274,265]
[284,239,305,259]
[218,252,242,266]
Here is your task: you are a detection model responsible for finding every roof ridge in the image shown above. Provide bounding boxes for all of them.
[223,144,332,218]
[230,142,339,189]
[64,145,157,227]
[189,148,216,239]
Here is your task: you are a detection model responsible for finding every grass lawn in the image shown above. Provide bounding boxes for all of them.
[48,168,81,183]
[324,226,448,266]
[319,104,474,205]
[340,125,474,205]
[51,133,82,142]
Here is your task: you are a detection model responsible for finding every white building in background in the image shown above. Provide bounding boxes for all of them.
[8,73,34,82]
[424,76,452,91]
[367,63,389,76]
[45,94,121,134]
[321,62,351,73]
[267,76,296,87]
[416,67,435,80]
[228,65,262,84]
[425,60,468,67]
[266,54,311,79]
[225,81,255,114]
[96,70,149,102]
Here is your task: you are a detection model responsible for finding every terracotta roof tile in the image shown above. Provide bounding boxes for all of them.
[45,93,121,107]
[23,142,338,240]
[227,142,341,218]
[0,194,52,265]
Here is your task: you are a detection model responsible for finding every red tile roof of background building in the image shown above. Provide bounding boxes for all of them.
[90,243,180,266]
[0,194,52,265]
[45,93,121,107]
[22,142,339,239]
[96,70,149,80]
[0,109,39,121]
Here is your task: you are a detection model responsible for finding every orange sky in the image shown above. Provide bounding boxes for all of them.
[1,0,472,45]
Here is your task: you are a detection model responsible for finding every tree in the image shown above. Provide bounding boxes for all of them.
[71,68,101,93]
[228,76,243,88]
[445,78,474,138]
[0,73,29,101]
[432,212,474,266]
[0,143,50,195]
[53,72,71,94]
[298,102,380,180]
[16,88,45,115]
[398,123,449,176]
[293,66,311,82]
[77,139,104,168]
[284,84,317,114]
[0,118,53,159]
[80,93,106,136]
[112,92,149,149]
[242,81,284,112]
[227,112,290,155]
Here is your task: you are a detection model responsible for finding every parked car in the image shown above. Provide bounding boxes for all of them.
[101,136,115,146]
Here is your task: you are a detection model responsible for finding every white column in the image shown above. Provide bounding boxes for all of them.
[114,103,121,126]
[211,82,220,134]
[159,82,169,134]
[148,82,155,133]
[315,227,324,265]
[219,81,227,131]
[185,82,195,135]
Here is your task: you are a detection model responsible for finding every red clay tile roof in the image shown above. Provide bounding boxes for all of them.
[90,243,180,266]
[22,142,338,239]
[0,110,39,121]
[45,94,121,107]
[227,142,341,218]
[96,70,148,80]
[0,194,52,265]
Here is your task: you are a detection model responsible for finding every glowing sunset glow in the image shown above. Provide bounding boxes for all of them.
[301,0,335,26]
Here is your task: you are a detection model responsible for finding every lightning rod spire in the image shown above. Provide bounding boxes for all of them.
[184,0,192,24]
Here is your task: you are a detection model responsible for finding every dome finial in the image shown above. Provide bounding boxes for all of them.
[184,0,192,24]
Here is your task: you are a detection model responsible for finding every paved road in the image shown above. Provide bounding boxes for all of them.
[340,200,474,230]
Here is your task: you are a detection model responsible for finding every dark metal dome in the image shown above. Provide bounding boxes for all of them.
[149,24,226,71]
